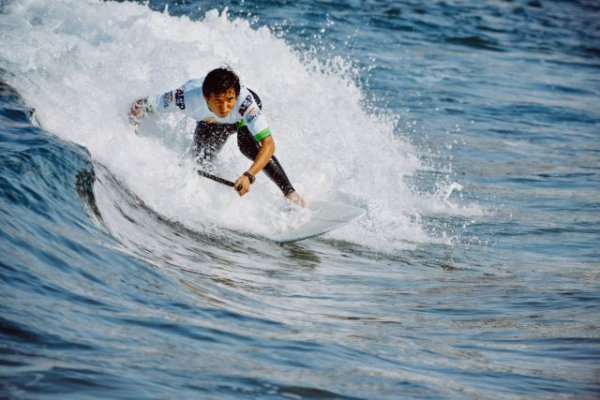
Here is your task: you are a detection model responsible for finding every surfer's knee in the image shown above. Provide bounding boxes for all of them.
[194,121,235,160]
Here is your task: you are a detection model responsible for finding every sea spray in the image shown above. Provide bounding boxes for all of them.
[0,0,465,249]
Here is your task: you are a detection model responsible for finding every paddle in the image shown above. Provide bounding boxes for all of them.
[197,170,243,191]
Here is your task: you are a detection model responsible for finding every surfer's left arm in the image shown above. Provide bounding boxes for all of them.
[233,93,276,196]
[234,135,275,197]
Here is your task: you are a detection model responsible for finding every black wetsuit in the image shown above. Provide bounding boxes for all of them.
[193,90,296,196]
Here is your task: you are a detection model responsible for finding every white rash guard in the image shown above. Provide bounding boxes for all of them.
[144,78,272,141]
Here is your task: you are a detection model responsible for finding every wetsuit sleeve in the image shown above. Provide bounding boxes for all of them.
[237,93,271,141]
[146,86,187,114]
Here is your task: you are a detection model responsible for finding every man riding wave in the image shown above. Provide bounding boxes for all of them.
[128,67,305,206]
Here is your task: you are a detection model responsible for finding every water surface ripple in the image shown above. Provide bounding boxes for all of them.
[1,0,599,398]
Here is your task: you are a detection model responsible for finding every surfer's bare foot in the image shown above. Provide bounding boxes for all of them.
[285,191,307,208]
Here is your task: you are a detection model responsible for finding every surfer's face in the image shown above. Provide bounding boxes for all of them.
[206,87,237,118]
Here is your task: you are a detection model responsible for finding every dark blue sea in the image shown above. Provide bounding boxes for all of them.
[1,0,599,398]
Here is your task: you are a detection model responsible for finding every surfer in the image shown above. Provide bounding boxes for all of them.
[128,67,305,206]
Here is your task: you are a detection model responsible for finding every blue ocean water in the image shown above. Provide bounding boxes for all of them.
[1,0,599,398]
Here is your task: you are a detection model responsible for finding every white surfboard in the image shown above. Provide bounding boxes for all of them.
[270,200,366,244]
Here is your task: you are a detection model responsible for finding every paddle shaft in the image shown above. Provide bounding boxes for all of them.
[197,170,243,191]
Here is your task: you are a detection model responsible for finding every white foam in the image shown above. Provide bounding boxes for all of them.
[0,0,474,250]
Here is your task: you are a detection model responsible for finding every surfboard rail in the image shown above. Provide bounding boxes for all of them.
[270,200,366,244]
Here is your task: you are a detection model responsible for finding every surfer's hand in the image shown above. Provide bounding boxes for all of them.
[128,99,146,129]
[234,175,251,197]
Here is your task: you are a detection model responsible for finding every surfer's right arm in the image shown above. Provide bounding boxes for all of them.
[128,84,190,132]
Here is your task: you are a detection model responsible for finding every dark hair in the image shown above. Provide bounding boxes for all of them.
[202,67,241,98]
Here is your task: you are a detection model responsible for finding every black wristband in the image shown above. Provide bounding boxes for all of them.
[243,171,256,184]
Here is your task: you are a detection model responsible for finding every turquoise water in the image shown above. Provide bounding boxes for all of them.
[1,0,599,398]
